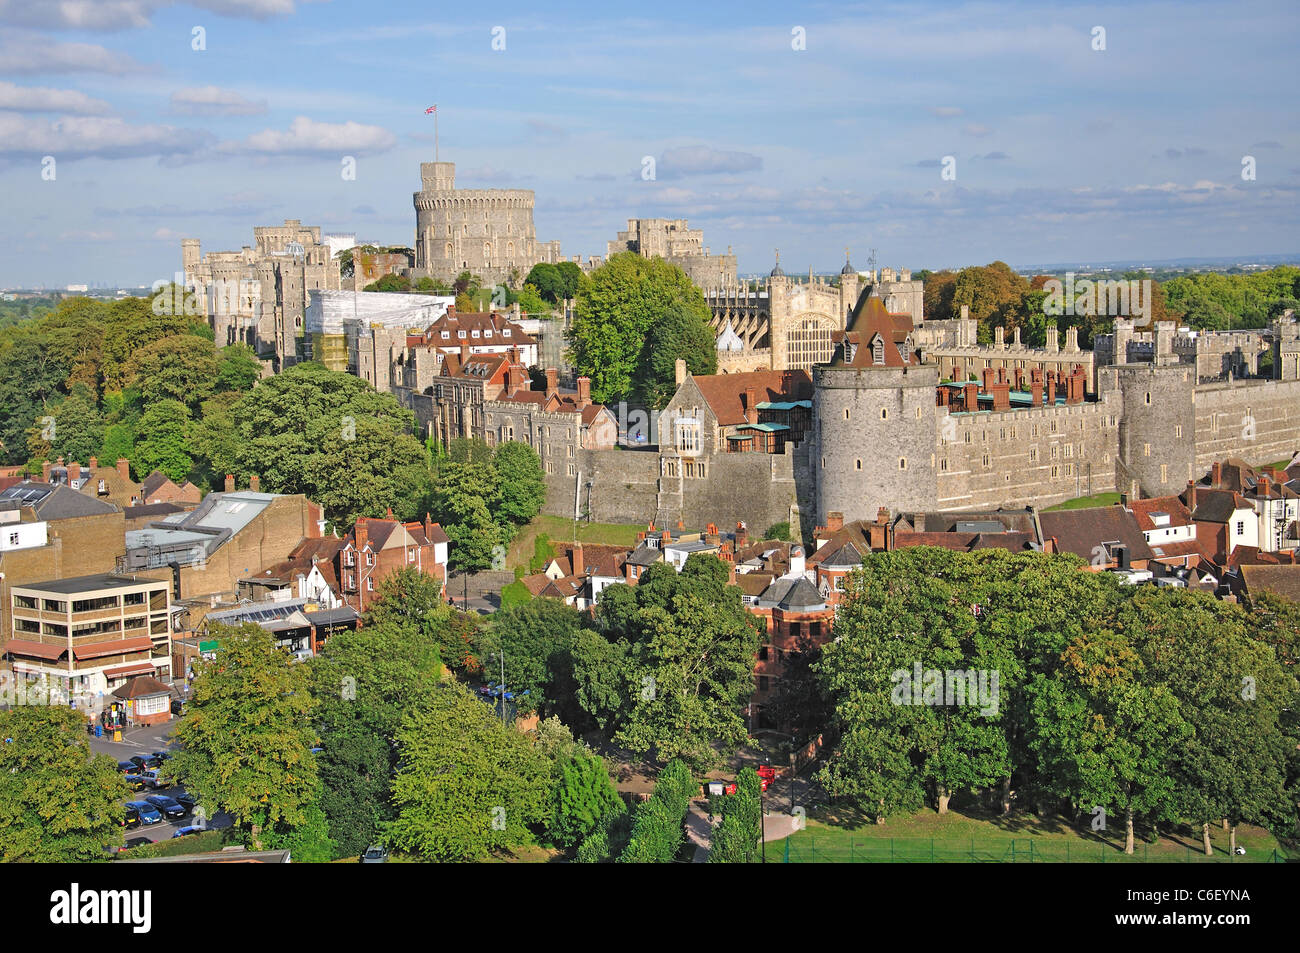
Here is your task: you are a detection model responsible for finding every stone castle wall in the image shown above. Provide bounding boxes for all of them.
[1193,378,1300,471]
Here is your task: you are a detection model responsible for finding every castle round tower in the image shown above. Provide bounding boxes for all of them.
[813,361,940,525]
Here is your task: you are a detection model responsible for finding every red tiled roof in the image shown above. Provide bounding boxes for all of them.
[111,674,171,698]
[1127,495,1193,531]
[689,369,814,427]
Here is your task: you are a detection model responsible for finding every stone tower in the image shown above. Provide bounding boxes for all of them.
[411,159,556,284]
[1272,314,1300,381]
[812,290,939,524]
[1114,352,1196,499]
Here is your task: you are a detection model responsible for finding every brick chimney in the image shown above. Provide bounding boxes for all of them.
[981,367,995,392]
[735,521,749,548]
[1030,379,1043,406]
[355,518,369,553]
[41,460,51,482]
[1259,475,1272,499]
[572,543,584,577]
[876,506,889,525]
[577,376,591,409]
[827,511,844,533]
[1046,373,1057,405]
[224,474,235,492]
[116,458,130,481]
[249,474,260,493]
[677,518,685,531]
[744,387,759,424]
[962,381,978,411]
[68,461,79,485]
[1186,480,1197,511]
[1211,461,1222,487]
[545,368,558,400]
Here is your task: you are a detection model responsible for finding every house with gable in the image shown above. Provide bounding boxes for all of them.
[337,513,449,612]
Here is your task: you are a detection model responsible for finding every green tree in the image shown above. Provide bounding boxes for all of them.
[709,767,762,863]
[633,300,717,408]
[215,342,263,393]
[310,620,443,857]
[169,623,320,849]
[0,706,128,861]
[493,440,546,525]
[524,263,564,303]
[386,679,552,860]
[478,599,587,718]
[432,460,512,570]
[128,334,218,410]
[188,392,241,490]
[132,399,193,482]
[49,384,105,465]
[549,749,622,850]
[232,363,432,528]
[568,252,713,405]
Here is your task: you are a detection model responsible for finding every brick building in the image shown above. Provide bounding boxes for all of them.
[336,514,449,612]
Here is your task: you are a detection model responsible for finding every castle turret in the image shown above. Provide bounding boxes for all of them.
[1115,362,1195,498]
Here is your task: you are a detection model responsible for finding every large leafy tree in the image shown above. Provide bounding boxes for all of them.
[634,300,717,408]
[387,679,552,860]
[477,599,587,717]
[1026,630,1188,853]
[232,362,432,528]
[578,554,762,768]
[188,392,241,491]
[0,707,128,861]
[567,252,713,405]
[169,623,320,849]
[523,263,565,303]
[132,398,193,482]
[47,384,105,465]
[215,342,263,393]
[128,334,219,410]
[310,621,443,857]
[431,460,512,570]
[1122,589,1295,855]
[492,440,546,526]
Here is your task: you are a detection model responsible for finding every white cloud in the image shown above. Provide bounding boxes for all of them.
[0,36,148,75]
[170,86,267,116]
[0,80,112,114]
[655,146,762,179]
[0,112,205,159]
[962,123,991,137]
[224,116,396,156]
[0,0,328,30]
[930,106,964,117]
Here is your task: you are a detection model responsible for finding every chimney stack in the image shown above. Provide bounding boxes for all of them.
[963,381,978,410]
[1211,461,1222,487]
[1047,325,1059,353]
[572,543,584,577]
[1259,475,1272,499]
[224,474,235,492]
[577,376,591,409]
[1186,480,1196,511]
[744,387,759,424]
[995,326,1005,348]
[41,460,51,482]
[355,518,368,554]
[735,521,749,548]
[827,511,844,533]
[876,506,889,525]
[68,461,79,486]
[249,474,260,493]
[545,368,558,399]
[116,458,130,481]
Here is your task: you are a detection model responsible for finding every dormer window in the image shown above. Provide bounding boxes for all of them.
[458,330,466,338]
[441,330,450,339]
[471,330,480,338]
[502,328,511,337]
[484,329,492,338]
[872,335,885,365]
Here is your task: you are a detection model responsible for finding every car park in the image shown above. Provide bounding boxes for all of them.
[144,795,186,820]
[140,768,168,789]
[127,801,163,825]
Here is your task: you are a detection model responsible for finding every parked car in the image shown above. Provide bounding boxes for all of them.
[360,845,389,863]
[140,768,168,789]
[123,773,148,792]
[127,755,149,770]
[117,760,137,773]
[151,750,173,761]
[127,801,162,825]
[172,826,203,838]
[122,837,152,851]
[173,793,198,816]
[144,795,186,820]
[123,805,141,830]
[170,699,184,715]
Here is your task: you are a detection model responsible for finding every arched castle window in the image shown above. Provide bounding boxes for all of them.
[484,242,491,260]
[507,242,514,257]
[843,408,850,420]
[881,409,888,420]
[445,243,453,258]
[854,459,862,470]
[787,316,833,370]
[899,458,907,470]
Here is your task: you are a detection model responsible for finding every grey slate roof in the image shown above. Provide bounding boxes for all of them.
[0,482,118,520]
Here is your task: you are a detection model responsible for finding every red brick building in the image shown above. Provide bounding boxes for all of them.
[337,514,449,612]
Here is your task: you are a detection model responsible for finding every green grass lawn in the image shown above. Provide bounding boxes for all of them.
[1044,492,1123,511]
[780,805,1286,863]
[507,514,645,570]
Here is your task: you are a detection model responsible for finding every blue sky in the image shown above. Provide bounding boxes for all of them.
[1,0,1297,287]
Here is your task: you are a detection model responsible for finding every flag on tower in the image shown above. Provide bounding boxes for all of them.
[425,105,437,114]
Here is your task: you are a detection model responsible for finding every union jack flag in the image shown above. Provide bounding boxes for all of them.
[425,105,437,114]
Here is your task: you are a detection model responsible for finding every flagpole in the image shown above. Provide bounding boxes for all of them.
[435,107,439,163]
